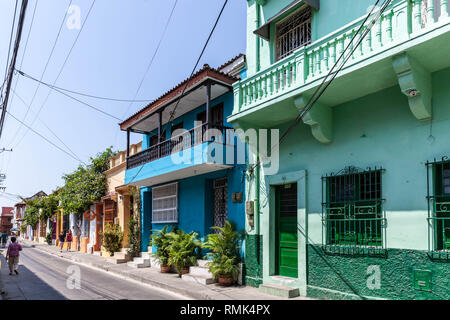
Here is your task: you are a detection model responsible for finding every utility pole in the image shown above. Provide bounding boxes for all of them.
[0,0,29,140]
[0,148,12,192]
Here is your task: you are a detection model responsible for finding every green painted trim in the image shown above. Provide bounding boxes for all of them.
[261,169,308,296]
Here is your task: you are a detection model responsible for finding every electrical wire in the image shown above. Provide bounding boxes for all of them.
[126,0,229,185]
[6,110,81,163]
[249,0,391,173]
[2,0,19,88]
[8,0,74,147]
[15,69,155,103]
[120,0,179,119]
[12,88,84,163]
[14,0,96,149]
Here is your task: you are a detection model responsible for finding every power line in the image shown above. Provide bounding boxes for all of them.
[14,71,122,121]
[12,88,83,163]
[14,0,96,149]
[6,110,81,163]
[164,0,229,132]
[2,0,19,88]
[120,0,179,120]
[8,0,74,147]
[249,0,390,173]
[127,0,229,185]
[15,69,155,103]
[0,0,29,140]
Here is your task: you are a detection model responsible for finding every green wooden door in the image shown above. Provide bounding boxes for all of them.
[275,183,298,278]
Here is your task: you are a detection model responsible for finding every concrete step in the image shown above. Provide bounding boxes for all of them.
[113,252,131,260]
[259,284,300,299]
[106,257,128,264]
[93,251,102,256]
[197,260,210,268]
[181,274,215,285]
[141,252,151,259]
[127,258,150,268]
[189,266,213,278]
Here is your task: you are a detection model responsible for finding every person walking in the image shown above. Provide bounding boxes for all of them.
[66,229,73,252]
[5,237,22,275]
[1,233,7,248]
[58,231,65,252]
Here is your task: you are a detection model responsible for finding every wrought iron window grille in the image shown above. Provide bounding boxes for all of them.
[426,156,450,260]
[275,6,312,61]
[321,166,387,256]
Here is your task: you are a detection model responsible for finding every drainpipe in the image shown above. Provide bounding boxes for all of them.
[255,3,261,73]
[255,154,261,264]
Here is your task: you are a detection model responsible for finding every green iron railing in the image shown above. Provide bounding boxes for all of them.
[233,0,450,114]
[426,157,450,260]
[322,167,387,255]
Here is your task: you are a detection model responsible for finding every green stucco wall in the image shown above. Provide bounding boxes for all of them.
[307,245,450,300]
[244,234,264,287]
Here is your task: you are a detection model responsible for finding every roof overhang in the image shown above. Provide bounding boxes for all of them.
[127,163,232,188]
[120,66,237,133]
[254,0,320,41]
[127,78,232,134]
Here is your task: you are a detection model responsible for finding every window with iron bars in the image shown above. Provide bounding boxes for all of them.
[322,167,386,255]
[426,157,450,259]
[275,6,312,61]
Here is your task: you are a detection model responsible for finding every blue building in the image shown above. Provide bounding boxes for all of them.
[120,56,247,251]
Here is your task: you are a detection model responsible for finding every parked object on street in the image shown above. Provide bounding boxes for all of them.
[5,237,22,275]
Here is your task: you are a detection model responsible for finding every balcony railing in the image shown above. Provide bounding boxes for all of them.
[233,0,450,113]
[127,124,235,170]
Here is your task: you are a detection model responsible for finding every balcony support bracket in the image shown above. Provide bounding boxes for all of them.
[392,53,432,121]
[294,95,332,144]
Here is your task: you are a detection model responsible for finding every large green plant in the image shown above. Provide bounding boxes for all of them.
[204,221,241,282]
[167,229,201,277]
[59,148,116,215]
[101,223,123,255]
[23,193,59,228]
[127,186,141,258]
[150,225,172,266]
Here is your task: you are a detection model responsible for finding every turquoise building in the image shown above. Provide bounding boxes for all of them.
[229,0,450,299]
[120,56,247,252]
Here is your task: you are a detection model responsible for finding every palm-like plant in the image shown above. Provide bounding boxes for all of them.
[167,229,201,277]
[150,225,172,267]
[203,221,241,283]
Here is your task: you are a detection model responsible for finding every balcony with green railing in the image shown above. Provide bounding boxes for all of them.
[230,0,450,130]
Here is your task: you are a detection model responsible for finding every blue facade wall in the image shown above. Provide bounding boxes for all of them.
[132,90,246,252]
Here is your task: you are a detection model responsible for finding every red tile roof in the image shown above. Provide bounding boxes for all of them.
[1,207,14,216]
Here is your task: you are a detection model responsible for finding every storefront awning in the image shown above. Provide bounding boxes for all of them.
[254,0,320,41]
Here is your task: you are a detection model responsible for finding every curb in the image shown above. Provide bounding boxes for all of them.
[24,241,215,300]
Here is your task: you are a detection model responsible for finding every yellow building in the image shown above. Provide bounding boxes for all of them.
[102,142,141,251]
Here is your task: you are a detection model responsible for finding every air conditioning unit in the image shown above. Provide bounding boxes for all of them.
[114,217,120,225]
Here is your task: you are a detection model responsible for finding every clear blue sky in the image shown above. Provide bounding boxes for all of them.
[0,0,247,206]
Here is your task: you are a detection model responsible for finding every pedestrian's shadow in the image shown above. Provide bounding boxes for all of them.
[0,254,67,300]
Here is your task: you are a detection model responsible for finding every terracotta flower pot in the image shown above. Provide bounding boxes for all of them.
[218,274,234,286]
[161,265,170,273]
[181,267,190,275]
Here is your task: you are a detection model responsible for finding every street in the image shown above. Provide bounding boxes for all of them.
[0,245,185,300]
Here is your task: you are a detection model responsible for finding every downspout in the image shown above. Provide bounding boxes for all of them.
[255,2,261,73]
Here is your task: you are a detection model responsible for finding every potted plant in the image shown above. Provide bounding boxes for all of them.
[100,223,123,256]
[167,229,201,277]
[150,225,173,273]
[204,221,241,286]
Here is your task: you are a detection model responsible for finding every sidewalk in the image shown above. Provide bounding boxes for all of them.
[19,239,309,300]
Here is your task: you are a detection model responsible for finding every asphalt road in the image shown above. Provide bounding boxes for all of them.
[0,245,184,300]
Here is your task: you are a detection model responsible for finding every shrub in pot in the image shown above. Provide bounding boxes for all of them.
[167,229,201,277]
[101,223,123,256]
[45,232,53,245]
[150,225,173,273]
[204,221,241,286]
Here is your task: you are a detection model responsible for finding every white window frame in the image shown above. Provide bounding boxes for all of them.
[152,182,178,224]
